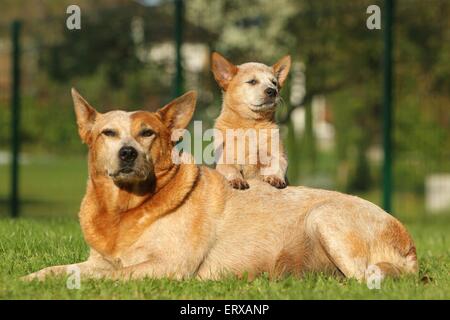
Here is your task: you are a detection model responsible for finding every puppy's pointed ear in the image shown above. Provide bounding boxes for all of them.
[158,91,197,131]
[71,88,98,144]
[211,52,238,91]
[272,55,291,87]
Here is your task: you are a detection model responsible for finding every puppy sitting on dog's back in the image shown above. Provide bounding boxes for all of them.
[211,52,291,189]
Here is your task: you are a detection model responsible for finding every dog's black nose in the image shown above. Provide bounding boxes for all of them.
[265,87,277,97]
[119,146,138,163]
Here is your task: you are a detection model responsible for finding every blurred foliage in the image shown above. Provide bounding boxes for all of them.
[0,0,448,197]
[42,11,142,87]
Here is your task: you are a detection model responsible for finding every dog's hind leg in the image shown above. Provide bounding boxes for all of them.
[306,203,418,282]
[314,229,368,281]
[305,203,373,281]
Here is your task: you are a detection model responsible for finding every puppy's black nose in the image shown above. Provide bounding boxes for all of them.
[119,146,138,163]
[265,87,277,97]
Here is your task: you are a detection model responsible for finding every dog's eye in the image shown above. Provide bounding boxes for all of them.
[102,129,117,137]
[140,129,155,137]
[246,79,257,85]
[271,80,277,86]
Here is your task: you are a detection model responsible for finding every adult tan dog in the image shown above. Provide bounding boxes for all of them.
[212,52,290,189]
[24,89,418,282]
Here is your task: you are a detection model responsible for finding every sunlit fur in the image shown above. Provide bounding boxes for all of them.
[89,111,154,184]
[212,53,291,189]
[23,89,418,282]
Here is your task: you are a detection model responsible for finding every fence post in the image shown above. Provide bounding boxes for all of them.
[173,0,184,98]
[10,20,22,218]
[382,0,394,214]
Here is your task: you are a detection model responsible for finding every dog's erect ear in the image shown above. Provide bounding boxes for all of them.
[71,88,98,144]
[158,91,197,131]
[272,55,291,87]
[211,52,238,91]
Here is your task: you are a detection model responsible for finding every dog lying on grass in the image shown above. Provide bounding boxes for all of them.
[24,89,418,282]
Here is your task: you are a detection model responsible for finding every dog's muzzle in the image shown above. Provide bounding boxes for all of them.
[108,146,151,182]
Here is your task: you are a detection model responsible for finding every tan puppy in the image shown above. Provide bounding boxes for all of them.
[24,89,418,282]
[212,52,290,189]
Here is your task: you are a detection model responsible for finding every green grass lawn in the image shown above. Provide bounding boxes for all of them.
[0,156,449,299]
[0,216,448,299]
[0,155,87,218]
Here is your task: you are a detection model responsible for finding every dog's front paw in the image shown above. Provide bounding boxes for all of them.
[263,175,287,189]
[229,178,250,190]
[21,270,49,282]
[21,266,65,282]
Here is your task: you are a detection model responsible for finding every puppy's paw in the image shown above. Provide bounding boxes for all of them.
[229,178,250,190]
[263,175,287,189]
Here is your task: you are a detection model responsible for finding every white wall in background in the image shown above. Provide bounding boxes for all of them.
[426,174,450,213]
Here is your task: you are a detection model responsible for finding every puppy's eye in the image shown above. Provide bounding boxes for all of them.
[140,129,155,137]
[271,80,277,86]
[246,79,257,85]
[102,129,117,137]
